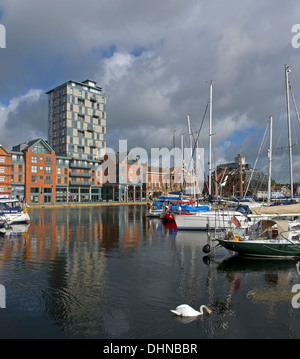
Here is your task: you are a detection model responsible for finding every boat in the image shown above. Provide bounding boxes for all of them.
[216,219,300,259]
[146,195,194,218]
[160,204,210,222]
[0,196,30,224]
[174,204,253,230]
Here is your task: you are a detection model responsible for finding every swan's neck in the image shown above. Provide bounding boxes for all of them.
[199,305,211,314]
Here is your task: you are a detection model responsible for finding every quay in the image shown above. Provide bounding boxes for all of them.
[28,200,148,209]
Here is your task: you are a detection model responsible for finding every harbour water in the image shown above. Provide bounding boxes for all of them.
[0,205,300,340]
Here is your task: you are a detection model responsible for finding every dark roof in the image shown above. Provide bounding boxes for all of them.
[45,79,102,94]
[12,138,54,153]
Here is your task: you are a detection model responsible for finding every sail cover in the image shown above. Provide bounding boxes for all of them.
[251,203,300,216]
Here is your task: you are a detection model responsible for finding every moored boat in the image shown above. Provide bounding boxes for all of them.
[174,205,252,230]
[0,196,30,224]
[161,204,210,222]
[216,219,300,259]
[146,195,195,218]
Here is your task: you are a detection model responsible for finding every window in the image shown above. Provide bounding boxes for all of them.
[0,177,4,182]
[0,157,4,163]
[32,142,51,154]
[31,165,37,173]
[0,168,4,173]
[31,175,37,183]
[31,156,37,163]
[45,166,52,173]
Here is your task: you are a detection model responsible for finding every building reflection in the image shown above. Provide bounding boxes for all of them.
[0,206,148,336]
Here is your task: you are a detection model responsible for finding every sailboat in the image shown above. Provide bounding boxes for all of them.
[216,218,300,259]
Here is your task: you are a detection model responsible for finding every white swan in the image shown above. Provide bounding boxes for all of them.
[170,304,212,317]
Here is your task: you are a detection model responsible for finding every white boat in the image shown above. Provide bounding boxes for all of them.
[174,206,252,230]
[0,196,30,224]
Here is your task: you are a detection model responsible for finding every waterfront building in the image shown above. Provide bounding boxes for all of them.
[11,147,25,200]
[143,165,188,199]
[12,139,57,203]
[45,78,106,203]
[215,154,268,198]
[10,138,104,204]
[100,151,144,202]
[0,145,12,197]
[46,79,106,160]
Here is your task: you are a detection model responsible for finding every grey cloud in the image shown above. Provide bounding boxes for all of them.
[0,0,299,182]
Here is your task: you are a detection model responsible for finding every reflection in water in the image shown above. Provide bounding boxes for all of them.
[0,205,299,339]
[0,206,149,338]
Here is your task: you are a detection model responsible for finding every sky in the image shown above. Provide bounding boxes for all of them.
[0,0,299,185]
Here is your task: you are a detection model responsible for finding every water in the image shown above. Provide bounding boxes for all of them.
[0,205,300,339]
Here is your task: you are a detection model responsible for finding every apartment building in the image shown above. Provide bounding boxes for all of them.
[12,139,57,203]
[0,145,12,196]
[46,79,106,160]
[100,151,144,201]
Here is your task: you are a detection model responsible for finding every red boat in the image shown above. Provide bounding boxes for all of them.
[161,211,175,222]
[161,209,195,223]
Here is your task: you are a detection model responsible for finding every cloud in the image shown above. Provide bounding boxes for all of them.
[0,89,45,148]
[0,0,299,183]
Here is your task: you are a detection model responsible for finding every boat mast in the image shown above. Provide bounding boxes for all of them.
[181,133,184,192]
[209,80,213,196]
[267,116,273,205]
[239,153,243,197]
[285,65,294,200]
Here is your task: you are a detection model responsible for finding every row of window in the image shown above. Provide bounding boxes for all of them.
[31,155,53,163]
[31,165,52,173]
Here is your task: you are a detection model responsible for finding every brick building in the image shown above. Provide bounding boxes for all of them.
[0,145,12,196]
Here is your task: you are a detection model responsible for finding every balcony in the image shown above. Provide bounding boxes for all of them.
[88,140,97,148]
[69,179,91,186]
[70,161,91,169]
[87,123,94,132]
[92,110,100,118]
[70,170,90,178]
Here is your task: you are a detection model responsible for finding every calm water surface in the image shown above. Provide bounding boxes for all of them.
[0,205,300,339]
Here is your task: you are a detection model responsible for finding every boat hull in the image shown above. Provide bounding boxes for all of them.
[218,238,300,259]
[174,211,250,230]
[3,212,30,224]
